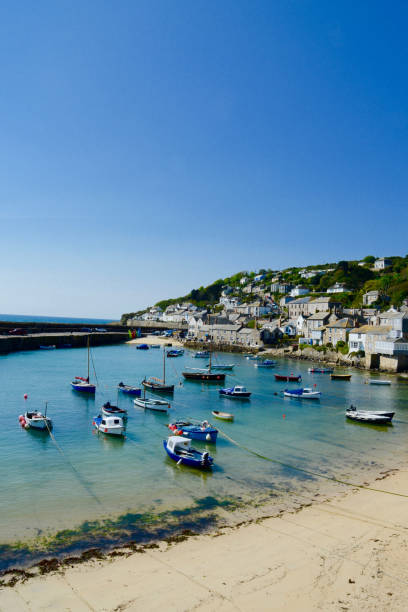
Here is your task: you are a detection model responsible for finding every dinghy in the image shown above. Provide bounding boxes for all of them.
[118,382,142,396]
[331,373,352,380]
[369,380,392,386]
[167,349,184,357]
[134,394,169,413]
[212,410,234,421]
[101,402,127,418]
[136,344,149,350]
[207,363,234,370]
[219,385,251,398]
[93,414,125,436]
[346,404,394,422]
[193,351,210,358]
[308,367,334,374]
[168,420,218,443]
[163,436,213,469]
[345,406,393,424]
[284,387,321,399]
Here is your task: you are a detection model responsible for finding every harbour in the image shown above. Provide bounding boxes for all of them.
[1,342,408,572]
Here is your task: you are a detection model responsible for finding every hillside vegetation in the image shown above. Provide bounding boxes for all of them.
[121,255,408,323]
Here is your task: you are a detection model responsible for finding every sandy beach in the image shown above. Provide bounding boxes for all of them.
[127,334,184,348]
[2,468,408,611]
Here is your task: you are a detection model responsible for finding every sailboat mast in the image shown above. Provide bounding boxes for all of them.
[87,335,90,381]
[163,346,166,384]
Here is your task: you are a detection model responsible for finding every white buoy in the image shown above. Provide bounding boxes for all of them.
[206,433,211,442]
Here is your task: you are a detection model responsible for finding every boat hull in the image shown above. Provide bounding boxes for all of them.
[163,440,213,469]
[71,382,96,393]
[169,425,218,443]
[182,372,226,381]
[118,386,142,396]
[134,398,169,412]
[274,375,302,382]
[369,380,391,386]
[219,390,251,398]
[142,381,174,394]
[346,412,393,424]
[284,390,321,399]
[331,374,352,380]
[212,410,234,421]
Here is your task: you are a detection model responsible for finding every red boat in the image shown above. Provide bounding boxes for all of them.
[274,374,302,382]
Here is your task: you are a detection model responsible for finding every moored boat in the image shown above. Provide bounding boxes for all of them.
[254,359,276,368]
[93,414,125,436]
[347,404,394,419]
[193,351,210,358]
[71,336,96,393]
[136,343,149,350]
[101,402,128,418]
[167,349,184,357]
[284,387,321,399]
[182,368,226,382]
[134,396,169,412]
[274,374,302,382]
[369,379,392,386]
[308,367,334,374]
[212,410,234,421]
[345,405,394,424]
[19,408,52,431]
[168,420,218,443]
[142,348,175,393]
[207,363,235,370]
[330,373,352,381]
[118,382,142,396]
[163,436,213,469]
[219,385,251,398]
[39,345,56,350]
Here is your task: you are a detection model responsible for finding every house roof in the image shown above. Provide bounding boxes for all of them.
[290,297,311,304]
[349,325,392,335]
[379,310,408,320]
[307,311,331,320]
[325,318,354,329]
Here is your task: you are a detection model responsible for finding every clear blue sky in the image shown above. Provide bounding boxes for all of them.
[0,1,407,318]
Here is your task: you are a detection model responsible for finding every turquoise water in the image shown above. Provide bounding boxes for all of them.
[1,345,408,569]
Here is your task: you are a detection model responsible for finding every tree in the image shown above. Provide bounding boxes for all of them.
[363,255,375,264]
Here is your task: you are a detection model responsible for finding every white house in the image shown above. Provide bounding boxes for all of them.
[290,286,309,297]
[240,277,248,285]
[327,282,351,294]
[374,257,392,270]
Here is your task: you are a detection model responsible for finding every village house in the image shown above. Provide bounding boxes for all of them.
[243,283,254,294]
[236,327,261,347]
[363,290,380,306]
[240,276,248,285]
[194,323,241,344]
[280,295,294,307]
[302,312,332,340]
[287,297,312,319]
[348,326,391,353]
[307,296,342,316]
[378,309,408,338]
[374,257,392,270]
[219,295,241,309]
[271,282,293,294]
[290,285,309,297]
[323,318,354,346]
[327,282,351,294]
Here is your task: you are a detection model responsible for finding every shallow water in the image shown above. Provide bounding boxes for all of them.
[1,344,407,568]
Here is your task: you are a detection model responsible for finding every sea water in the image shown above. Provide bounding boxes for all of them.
[1,345,407,569]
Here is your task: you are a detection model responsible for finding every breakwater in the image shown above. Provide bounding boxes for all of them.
[0,332,129,354]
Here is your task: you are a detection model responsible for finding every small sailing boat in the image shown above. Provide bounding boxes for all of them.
[182,351,226,382]
[163,436,214,469]
[142,348,175,393]
[168,420,218,442]
[254,359,276,368]
[71,336,96,393]
[117,382,142,396]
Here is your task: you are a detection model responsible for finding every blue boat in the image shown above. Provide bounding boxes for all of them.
[136,343,149,350]
[168,420,218,443]
[71,377,96,393]
[219,385,251,399]
[118,382,142,396]
[163,436,213,469]
[167,349,184,357]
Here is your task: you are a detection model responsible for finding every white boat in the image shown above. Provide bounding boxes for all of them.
[212,410,234,421]
[134,396,169,413]
[194,351,210,358]
[93,414,125,436]
[284,387,321,399]
[19,410,52,431]
[347,405,394,422]
[369,380,392,386]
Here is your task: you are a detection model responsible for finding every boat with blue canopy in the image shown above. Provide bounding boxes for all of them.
[219,385,251,399]
[284,387,321,399]
[254,359,276,368]
[163,436,214,469]
[136,344,149,350]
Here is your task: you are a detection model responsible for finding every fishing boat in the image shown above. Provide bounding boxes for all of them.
[118,382,142,396]
[101,402,128,418]
[254,359,276,368]
[168,420,218,442]
[284,387,321,399]
[207,363,235,370]
[39,345,56,350]
[274,374,302,382]
[308,367,334,374]
[167,349,184,357]
[163,436,213,469]
[212,410,234,421]
[93,414,125,436]
[71,336,96,393]
[142,348,175,393]
[183,351,226,382]
[134,389,169,412]
[19,404,52,431]
[136,344,149,350]
[368,379,392,386]
[219,385,251,398]
[193,351,210,358]
[331,373,352,380]
[345,405,394,424]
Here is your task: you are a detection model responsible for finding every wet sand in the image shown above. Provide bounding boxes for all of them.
[2,468,408,611]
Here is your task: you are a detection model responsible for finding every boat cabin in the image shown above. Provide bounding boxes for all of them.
[234,386,247,393]
[101,416,123,427]
[167,436,192,454]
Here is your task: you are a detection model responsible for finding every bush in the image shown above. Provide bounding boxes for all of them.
[336,340,349,355]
